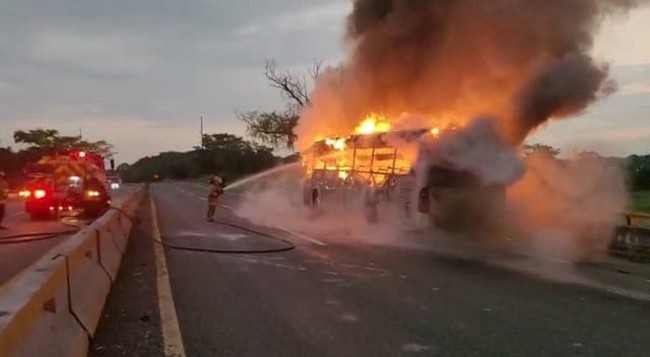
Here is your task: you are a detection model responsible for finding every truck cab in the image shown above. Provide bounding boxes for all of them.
[20,151,111,219]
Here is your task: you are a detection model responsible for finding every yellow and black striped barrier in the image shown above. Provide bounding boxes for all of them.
[610,212,650,262]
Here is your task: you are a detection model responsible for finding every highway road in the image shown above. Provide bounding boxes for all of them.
[91,182,650,357]
[0,186,136,287]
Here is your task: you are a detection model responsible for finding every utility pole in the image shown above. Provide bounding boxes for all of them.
[200,116,204,149]
[79,127,83,139]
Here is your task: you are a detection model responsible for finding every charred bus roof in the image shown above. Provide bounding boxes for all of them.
[305,128,433,155]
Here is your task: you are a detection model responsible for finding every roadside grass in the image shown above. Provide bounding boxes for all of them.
[630,191,650,213]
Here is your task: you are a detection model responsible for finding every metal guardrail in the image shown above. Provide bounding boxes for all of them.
[609,212,650,262]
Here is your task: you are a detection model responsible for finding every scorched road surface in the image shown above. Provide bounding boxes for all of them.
[92,183,650,357]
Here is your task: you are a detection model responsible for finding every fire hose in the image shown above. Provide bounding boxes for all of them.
[0,214,85,245]
[1,206,295,254]
[0,230,79,245]
[107,206,296,254]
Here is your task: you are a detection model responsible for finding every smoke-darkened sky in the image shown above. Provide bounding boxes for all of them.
[0,0,648,163]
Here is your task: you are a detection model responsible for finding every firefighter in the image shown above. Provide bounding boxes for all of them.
[207,175,224,222]
[0,171,8,230]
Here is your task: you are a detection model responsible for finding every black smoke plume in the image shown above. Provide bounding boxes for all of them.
[297,0,639,147]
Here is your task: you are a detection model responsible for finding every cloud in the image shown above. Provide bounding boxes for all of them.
[0,0,349,163]
[619,80,650,95]
[235,2,349,35]
[0,0,648,165]
[528,63,650,156]
[30,31,155,77]
[593,6,650,66]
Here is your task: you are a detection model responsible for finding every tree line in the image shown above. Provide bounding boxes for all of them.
[0,129,290,187]
[0,129,114,187]
[118,133,293,184]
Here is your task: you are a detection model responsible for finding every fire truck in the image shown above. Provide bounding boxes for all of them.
[301,128,506,229]
[18,151,111,220]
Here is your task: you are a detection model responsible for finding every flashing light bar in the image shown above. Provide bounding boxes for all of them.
[34,189,47,199]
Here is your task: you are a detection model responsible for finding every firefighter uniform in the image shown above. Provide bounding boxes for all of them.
[206,176,224,221]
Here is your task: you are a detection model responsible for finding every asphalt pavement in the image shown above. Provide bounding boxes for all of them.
[91,182,650,357]
[0,186,136,287]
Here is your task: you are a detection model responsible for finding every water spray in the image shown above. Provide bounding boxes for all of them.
[224,162,301,192]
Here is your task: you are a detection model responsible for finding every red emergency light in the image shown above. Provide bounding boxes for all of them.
[34,189,47,199]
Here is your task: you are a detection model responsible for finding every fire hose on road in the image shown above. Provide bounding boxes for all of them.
[108,205,297,255]
[0,201,297,254]
[0,214,86,245]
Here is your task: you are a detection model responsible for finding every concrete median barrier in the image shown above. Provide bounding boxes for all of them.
[0,185,146,357]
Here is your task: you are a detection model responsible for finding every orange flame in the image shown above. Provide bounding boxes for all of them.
[304,114,452,187]
[325,137,346,151]
[354,113,391,135]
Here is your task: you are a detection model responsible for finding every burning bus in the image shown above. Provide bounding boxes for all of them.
[301,115,508,231]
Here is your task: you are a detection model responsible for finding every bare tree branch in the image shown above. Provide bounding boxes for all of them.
[264,59,310,107]
[237,110,299,149]
[308,59,324,80]
[239,59,328,149]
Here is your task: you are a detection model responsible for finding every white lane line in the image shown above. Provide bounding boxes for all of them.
[220,204,232,210]
[199,197,207,202]
[282,228,327,246]
[150,194,187,357]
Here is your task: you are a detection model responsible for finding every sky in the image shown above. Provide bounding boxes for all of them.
[0,0,648,164]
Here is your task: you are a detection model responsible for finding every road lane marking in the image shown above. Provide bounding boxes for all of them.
[282,228,326,246]
[220,204,232,210]
[150,194,187,357]
[199,197,207,202]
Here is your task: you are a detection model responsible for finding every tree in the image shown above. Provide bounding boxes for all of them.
[627,155,650,191]
[238,59,323,149]
[122,133,279,183]
[0,128,115,187]
[523,143,561,157]
[575,150,601,160]
[0,147,19,177]
[201,133,253,152]
[13,129,115,158]
[237,110,299,148]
